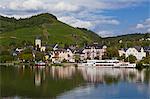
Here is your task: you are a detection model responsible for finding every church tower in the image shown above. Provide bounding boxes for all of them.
[35,38,41,48]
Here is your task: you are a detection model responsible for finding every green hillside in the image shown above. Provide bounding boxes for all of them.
[0,13,101,47]
[102,33,150,48]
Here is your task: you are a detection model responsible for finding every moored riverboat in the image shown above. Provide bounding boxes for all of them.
[35,62,46,66]
[78,60,136,68]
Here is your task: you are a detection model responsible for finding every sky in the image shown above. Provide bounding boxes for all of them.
[0,0,150,37]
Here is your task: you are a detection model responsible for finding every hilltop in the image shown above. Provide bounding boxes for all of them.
[0,13,101,47]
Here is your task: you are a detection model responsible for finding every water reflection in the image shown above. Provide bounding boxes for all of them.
[50,66,76,79]
[0,66,150,98]
[34,69,42,86]
[78,67,148,84]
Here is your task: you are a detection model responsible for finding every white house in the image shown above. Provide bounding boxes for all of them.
[118,46,146,60]
[81,43,107,60]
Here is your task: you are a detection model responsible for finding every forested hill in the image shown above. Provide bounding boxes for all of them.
[102,33,150,48]
[0,13,101,47]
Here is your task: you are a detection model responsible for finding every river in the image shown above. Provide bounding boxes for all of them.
[0,66,150,99]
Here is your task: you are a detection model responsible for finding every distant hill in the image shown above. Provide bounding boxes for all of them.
[102,33,150,48]
[0,13,101,46]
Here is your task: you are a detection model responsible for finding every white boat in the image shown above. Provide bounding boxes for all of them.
[35,62,46,66]
[78,60,136,68]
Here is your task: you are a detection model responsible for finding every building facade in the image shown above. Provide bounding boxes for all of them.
[51,48,75,63]
[118,46,146,60]
[81,43,107,60]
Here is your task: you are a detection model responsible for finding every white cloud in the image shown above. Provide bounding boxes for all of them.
[8,0,43,11]
[96,19,120,25]
[54,2,79,12]
[0,0,147,14]
[97,30,114,37]
[0,13,34,19]
[147,28,150,32]
[136,18,150,32]
[136,24,144,29]
[3,0,80,13]
[58,16,93,29]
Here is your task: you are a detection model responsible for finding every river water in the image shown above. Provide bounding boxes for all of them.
[0,66,150,99]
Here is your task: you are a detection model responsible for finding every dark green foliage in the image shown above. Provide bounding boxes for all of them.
[0,55,14,63]
[105,47,119,59]
[18,53,33,62]
[0,50,10,55]
[74,54,80,63]
[118,54,125,60]
[140,56,150,64]
[35,52,45,62]
[136,62,144,70]
[22,48,33,54]
[125,55,137,63]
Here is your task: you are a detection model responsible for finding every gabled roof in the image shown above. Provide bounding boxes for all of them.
[122,46,146,52]
[143,46,150,51]
[84,43,104,49]
[74,48,84,54]
[134,46,142,52]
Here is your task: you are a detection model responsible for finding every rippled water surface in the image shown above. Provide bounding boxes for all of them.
[0,66,150,99]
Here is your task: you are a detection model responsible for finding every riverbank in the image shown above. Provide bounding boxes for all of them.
[0,62,78,67]
[0,62,149,69]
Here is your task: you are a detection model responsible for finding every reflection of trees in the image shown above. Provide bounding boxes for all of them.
[103,75,120,84]
[144,69,150,84]
[1,66,85,98]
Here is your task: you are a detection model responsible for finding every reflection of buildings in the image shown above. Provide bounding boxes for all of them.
[50,66,76,79]
[78,67,145,83]
[34,68,46,86]
[32,66,148,86]
[35,70,41,86]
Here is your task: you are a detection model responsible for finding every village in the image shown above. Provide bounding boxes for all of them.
[6,37,149,68]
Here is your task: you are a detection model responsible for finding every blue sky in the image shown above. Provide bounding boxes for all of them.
[0,0,149,37]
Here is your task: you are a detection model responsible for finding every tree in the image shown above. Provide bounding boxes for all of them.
[118,54,125,61]
[35,52,45,62]
[106,47,119,59]
[74,54,80,63]
[0,55,14,63]
[140,56,150,64]
[23,48,32,54]
[125,55,137,63]
[19,53,33,62]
